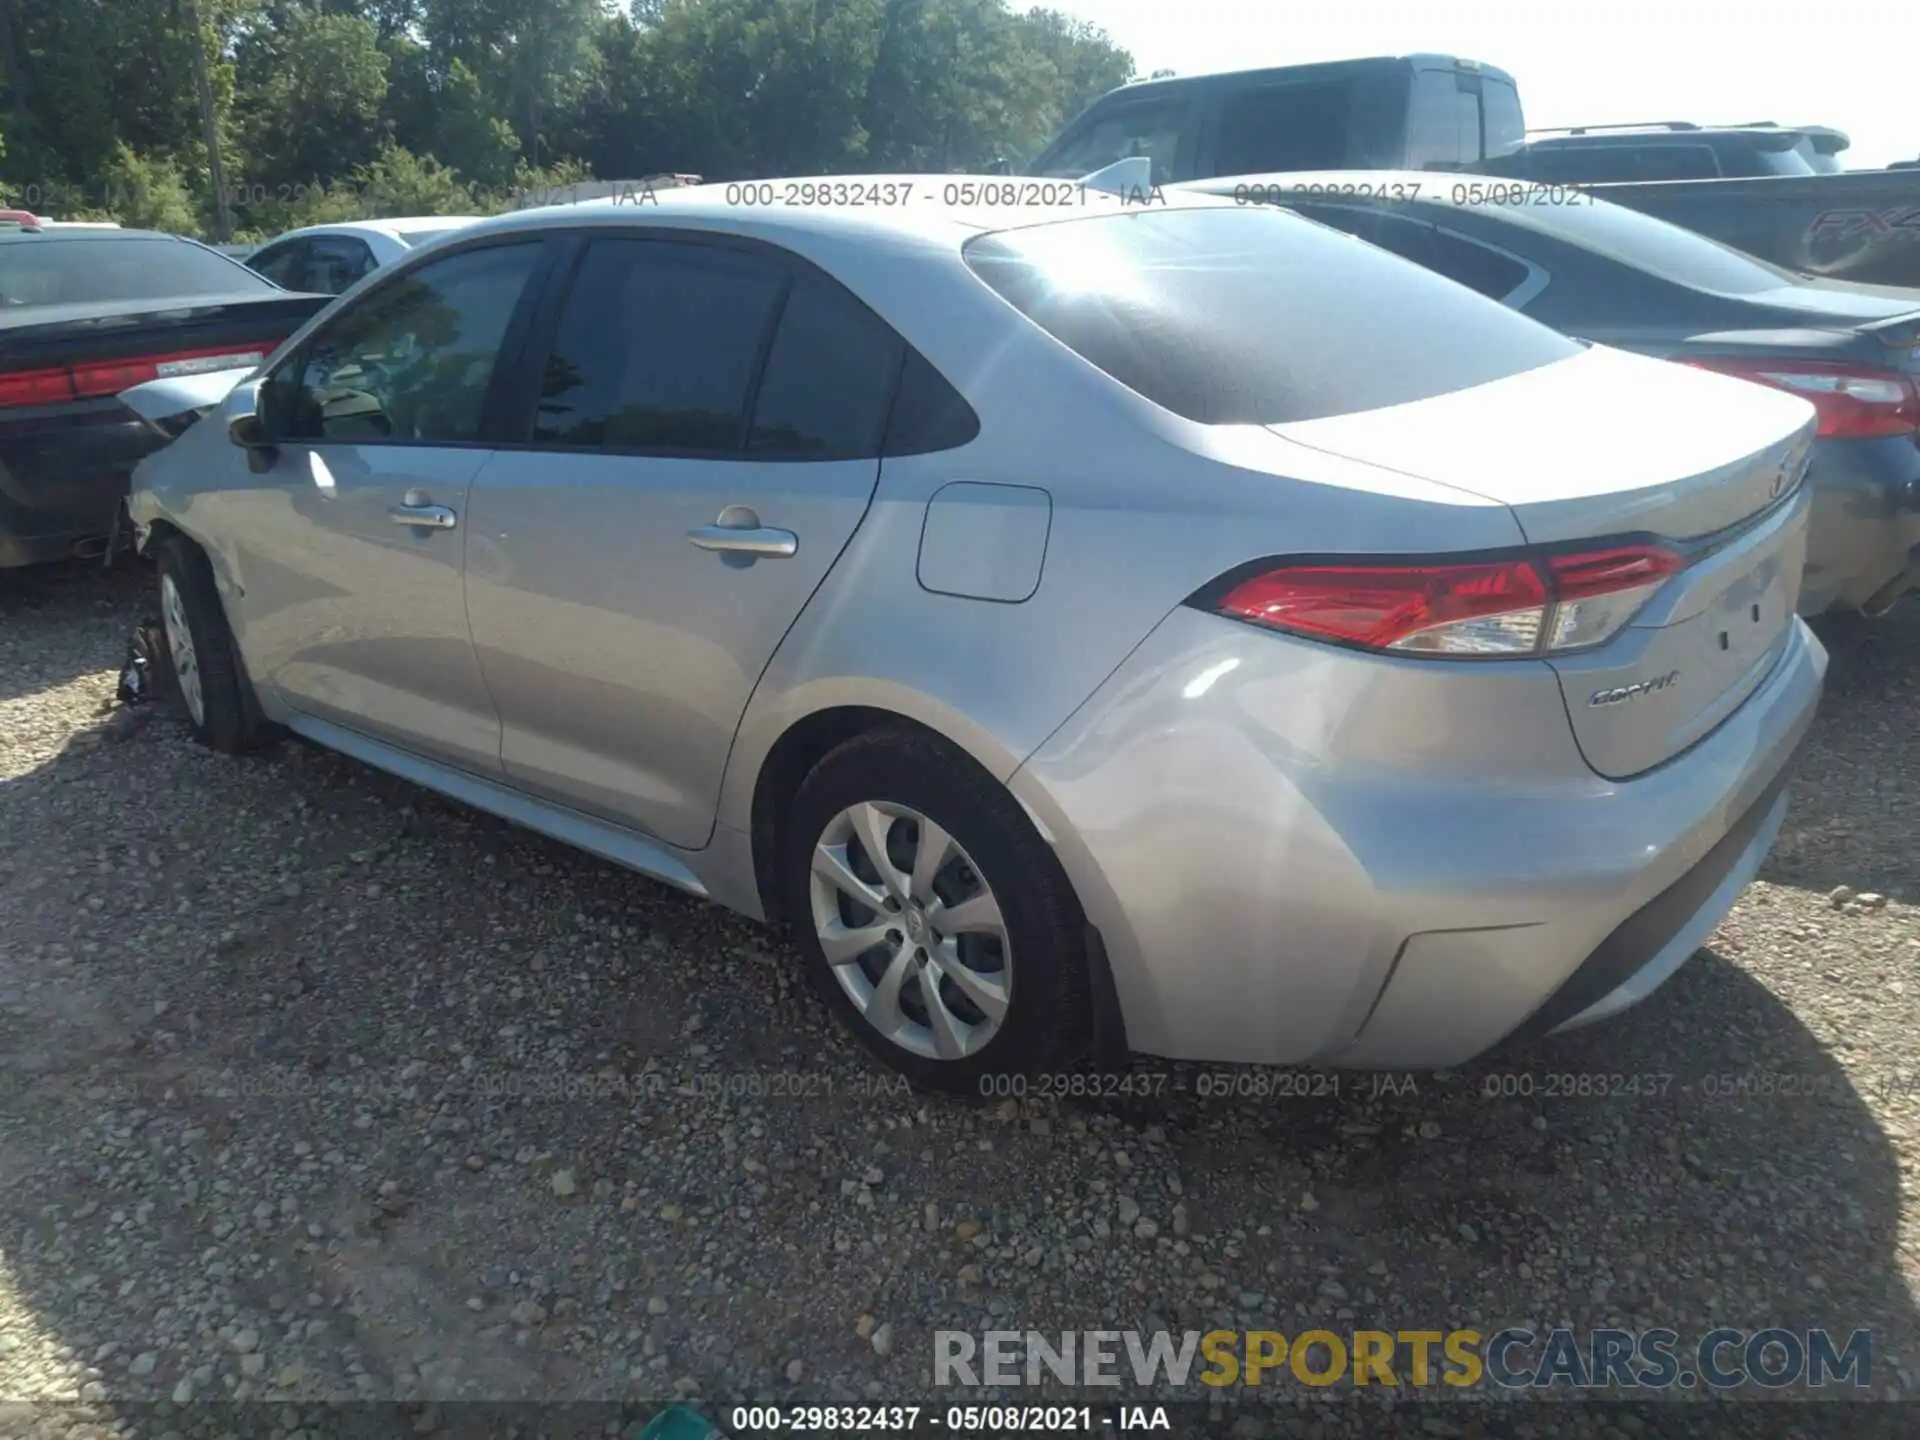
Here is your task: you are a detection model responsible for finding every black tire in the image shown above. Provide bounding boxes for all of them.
[153,534,282,754]
[782,726,1091,1095]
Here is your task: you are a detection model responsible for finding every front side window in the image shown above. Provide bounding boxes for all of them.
[1031,99,1190,184]
[532,238,788,453]
[271,241,542,444]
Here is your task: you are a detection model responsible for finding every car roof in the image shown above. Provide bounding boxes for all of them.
[259,217,485,245]
[455,174,1242,252]
[1524,125,1813,147]
[0,226,183,243]
[1080,54,1515,106]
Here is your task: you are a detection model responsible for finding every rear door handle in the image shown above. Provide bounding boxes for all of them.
[686,523,798,558]
[387,502,458,530]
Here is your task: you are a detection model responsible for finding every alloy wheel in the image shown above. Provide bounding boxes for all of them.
[159,572,206,727]
[807,800,1012,1061]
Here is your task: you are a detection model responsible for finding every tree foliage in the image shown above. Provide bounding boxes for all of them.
[0,0,1133,237]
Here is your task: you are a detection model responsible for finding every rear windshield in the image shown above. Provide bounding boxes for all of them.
[0,236,275,307]
[1468,195,1806,294]
[962,206,1580,425]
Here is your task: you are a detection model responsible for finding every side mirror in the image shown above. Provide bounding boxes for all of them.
[228,408,280,475]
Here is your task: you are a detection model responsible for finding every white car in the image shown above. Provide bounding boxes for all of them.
[243,217,484,294]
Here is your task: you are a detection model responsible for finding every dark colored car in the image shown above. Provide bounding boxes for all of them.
[1024,55,1526,186]
[1507,122,1838,182]
[1024,61,1920,289]
[1188,172,1920,615]
[0,225,330,567]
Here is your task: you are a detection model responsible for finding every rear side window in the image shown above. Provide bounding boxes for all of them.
[1402,70,1481,170]
[0,236,274,307]
[1481,79,1525,158]
[533,239,787,452]
[1299,207,1532,302]
[1211,81,1356,176]
[964,207,1579,425]
[1524,144,1722,183]
[749,274,904,458]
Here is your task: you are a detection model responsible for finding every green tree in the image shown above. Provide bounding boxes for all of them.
[234,3,390,188]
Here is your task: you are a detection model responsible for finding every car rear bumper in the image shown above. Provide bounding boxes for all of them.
[1796,435,1920,614]
[0,407,158,568]
[1009,606,1827,1069]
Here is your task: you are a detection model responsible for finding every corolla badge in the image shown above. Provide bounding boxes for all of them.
[1589,671,1680,707]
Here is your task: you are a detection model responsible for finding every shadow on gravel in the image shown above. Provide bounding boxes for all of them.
[0,557,151,705]
[1764,605,1920,907]
[1082,948,1914,1398]
[0,570,1914,1427]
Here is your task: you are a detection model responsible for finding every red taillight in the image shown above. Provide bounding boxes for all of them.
[1219,561,1548,653]
[1682,356,1920,439]
[0,365,76,408]
[1213,543,1686,658]
[0,344,273,409]
[69,345,272,400]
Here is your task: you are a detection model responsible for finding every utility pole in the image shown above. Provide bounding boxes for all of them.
[180,0,232,241]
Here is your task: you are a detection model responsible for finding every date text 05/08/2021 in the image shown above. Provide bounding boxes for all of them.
[725,1405,1169,1434]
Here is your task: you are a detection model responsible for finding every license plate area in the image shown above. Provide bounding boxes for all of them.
[1549,496,1806,780]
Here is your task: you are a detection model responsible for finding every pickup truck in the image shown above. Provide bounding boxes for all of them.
[1025,58,1920,288]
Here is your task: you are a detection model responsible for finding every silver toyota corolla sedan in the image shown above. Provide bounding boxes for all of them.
[126,179,1828,1091]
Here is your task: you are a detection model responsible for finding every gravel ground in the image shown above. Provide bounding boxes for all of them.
[1,559,1917,1440]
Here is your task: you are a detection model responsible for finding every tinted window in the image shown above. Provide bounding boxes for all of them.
[1464,194,1803,294]
[248,239,306,289]
[749,274,904,458]
[883,350,979,456]
[1032,99,1190,184]
[0,236,275,307]
[1525,144,1721,183]
[274,241,541,444]
[1212,81,1356,176]
[534,239,786,452]
[964,207,1579,425]
[1482,79,1525,158]
[301,237,377,294]
[1402,71,1481,169]
[1304,208,1531,301]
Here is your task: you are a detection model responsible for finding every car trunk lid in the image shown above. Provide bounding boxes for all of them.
[1267,343,1817,778]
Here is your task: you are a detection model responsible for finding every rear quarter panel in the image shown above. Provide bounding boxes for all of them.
[715,240,1528,837]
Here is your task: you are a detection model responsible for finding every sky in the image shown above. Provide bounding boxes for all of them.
[1054,0,1919,169]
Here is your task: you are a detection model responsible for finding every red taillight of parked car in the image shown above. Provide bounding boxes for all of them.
[0,344,273,409]
[1682,357,1920,439]
[1211,543,1687,658]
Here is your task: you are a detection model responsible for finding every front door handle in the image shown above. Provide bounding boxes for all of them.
[388,502,458,530]
[687,522,798,558]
